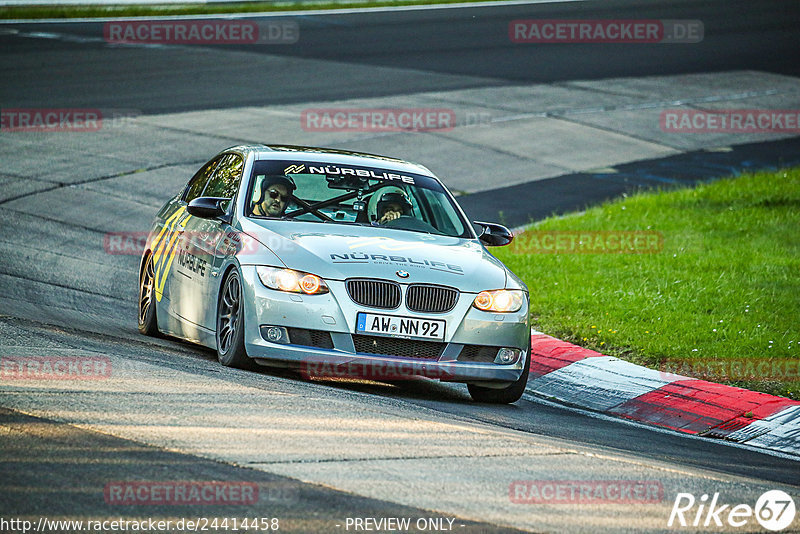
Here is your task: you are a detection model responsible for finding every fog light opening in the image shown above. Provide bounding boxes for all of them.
[260,325,289,344]
[495,348,521,364]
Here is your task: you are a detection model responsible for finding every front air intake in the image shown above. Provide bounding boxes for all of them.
[346,279,401,309]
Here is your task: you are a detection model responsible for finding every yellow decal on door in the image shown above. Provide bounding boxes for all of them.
[151,207,191,302]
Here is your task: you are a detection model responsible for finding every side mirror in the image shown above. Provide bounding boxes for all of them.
[474,221,513,247]
[188,197,228,219]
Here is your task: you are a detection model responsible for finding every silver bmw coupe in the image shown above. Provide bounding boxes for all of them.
[138,145,531,403]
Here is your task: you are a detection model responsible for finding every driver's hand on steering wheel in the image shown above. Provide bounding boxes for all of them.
[378,209,402,224]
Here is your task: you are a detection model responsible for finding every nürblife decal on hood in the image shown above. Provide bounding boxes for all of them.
[330,252,463,275]
[307,165,416,185]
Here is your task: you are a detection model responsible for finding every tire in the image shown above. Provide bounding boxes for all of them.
[138,253,160,336]
[467,339,532,404]
[215,269,253,369]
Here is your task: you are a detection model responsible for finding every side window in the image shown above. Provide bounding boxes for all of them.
[183,157,221,203]
[202,153,244,212]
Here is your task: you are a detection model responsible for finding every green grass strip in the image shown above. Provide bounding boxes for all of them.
[493,167,800,399]
[1,0,494,20]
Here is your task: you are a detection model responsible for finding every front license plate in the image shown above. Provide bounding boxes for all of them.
[356,312,445,341]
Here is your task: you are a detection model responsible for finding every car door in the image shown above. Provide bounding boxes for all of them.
[174,153,244,330]
[153,156,221,316]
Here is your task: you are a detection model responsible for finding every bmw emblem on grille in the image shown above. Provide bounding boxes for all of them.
[396,270,410,279]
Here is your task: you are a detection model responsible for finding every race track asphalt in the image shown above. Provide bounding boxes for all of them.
[2,1,799,531]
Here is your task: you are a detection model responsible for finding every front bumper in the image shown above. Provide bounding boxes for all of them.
[239,266,530,384]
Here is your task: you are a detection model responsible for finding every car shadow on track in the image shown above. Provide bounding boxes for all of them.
[159,333,527,408]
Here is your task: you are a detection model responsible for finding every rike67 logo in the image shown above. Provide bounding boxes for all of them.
[668,490,796,531]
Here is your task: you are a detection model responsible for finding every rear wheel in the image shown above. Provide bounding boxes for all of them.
[216,269,252,369]
[467,339,532,404]
[138,253,160,336]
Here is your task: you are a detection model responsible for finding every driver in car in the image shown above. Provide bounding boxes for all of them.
[376,191,413,224]
[252,175,296,217]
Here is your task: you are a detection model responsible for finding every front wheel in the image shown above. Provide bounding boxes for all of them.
[467,340,532,404]
[138,253,160,336]
[216,269,252,369]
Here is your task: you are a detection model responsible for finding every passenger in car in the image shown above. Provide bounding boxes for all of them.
[376,191,413,224]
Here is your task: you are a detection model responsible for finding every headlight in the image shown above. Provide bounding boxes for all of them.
[256,266,329,295]
[472,290,524,313]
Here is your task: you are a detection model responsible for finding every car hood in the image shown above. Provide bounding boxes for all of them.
[238,219,510,293]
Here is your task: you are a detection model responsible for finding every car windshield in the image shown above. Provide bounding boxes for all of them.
[246,160,471,238]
